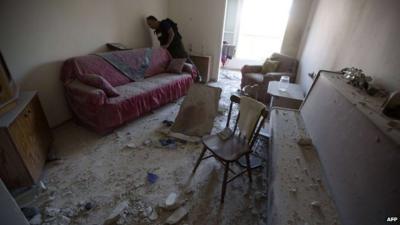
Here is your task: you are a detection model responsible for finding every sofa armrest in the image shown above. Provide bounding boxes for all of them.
[65,79,107,106]
[241,65,263,74]
[263,72,294,84]
[183,63,198,80]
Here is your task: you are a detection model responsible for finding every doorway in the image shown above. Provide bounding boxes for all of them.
[221,0,293,70]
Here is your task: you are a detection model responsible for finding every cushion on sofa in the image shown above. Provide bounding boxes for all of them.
[244,73,264,83]
[261,59,280,74]
[109,73,192,103]
[78,74,120,97]
[167,58,187,74]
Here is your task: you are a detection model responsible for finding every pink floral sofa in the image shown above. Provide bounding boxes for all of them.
[61,48,196,134]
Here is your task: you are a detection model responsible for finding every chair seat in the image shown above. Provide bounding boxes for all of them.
[202,135,251,162]
[243,73,264,84]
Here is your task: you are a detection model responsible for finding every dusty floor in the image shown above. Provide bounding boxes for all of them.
[16,69,268,225]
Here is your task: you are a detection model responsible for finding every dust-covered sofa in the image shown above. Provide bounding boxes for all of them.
[61,48,197,134]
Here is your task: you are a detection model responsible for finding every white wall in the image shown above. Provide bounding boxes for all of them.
[297,0,400,92]
[168,0,227,81]
[281,0,314,57]
[0,0,168,127]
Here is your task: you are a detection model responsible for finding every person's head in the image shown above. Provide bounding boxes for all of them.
[146,16,159,29]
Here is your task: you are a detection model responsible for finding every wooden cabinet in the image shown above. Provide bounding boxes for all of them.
[190,55,211,83]
[0,91,52,189]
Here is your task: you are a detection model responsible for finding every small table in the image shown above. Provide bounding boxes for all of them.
[267,81,304,110]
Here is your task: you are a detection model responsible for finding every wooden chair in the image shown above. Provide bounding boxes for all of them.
[192,95,268,203]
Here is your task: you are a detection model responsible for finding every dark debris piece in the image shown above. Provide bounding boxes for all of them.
[21,207,40,220]
[159,139,176,146]
[147,172,159,184]
[159,138,178,149]
[162,120,174,127]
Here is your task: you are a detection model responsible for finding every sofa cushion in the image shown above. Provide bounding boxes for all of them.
[244,73,264,83]
[78,74,120,97]
[109,73,192,104]
[261,59,280,74]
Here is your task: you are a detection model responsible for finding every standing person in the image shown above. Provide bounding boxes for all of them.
[146,15,201,82]
[146,16,189,59]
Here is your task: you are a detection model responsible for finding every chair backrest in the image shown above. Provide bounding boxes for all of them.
[226,95,268,148]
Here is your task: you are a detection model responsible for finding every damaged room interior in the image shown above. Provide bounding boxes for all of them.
[1,0,399,225]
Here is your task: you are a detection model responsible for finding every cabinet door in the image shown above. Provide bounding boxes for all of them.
[9,95,52,183]
[0,129,32,188]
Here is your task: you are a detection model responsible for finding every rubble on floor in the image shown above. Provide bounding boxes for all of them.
[14,70,268,225]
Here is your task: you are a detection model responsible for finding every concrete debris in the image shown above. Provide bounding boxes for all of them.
[165,192,178,209]
[165,206,188,225]
[290,188,297,194]
[144,206,153,216]
[43,215,71,225]
[310,201,320,208]
[126,142,137,149]
[309,184,319,190]
[145,206,158,221]
[44,207,60,217]
[39,181,48,191]
[103,201,129,225]
[297,137,313,147]
[143,139,152,146]
[62,190,73,197]
[57,215,71,225]
[29,214,42,225]
[133,181,145,189]
[61,207,76,217]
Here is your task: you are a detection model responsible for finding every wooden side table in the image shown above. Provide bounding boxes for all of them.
[267,81,304,110]
[0,91,52,189]
[190,55,211,83]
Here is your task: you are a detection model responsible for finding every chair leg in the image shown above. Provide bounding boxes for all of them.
[245,153,252,183]
[220,162,230,204]
[192,146,207,175]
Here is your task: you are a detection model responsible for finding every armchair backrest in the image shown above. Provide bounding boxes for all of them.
[270,53,298,76]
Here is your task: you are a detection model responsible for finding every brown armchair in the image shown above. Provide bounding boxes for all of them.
[241,53,298,104]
